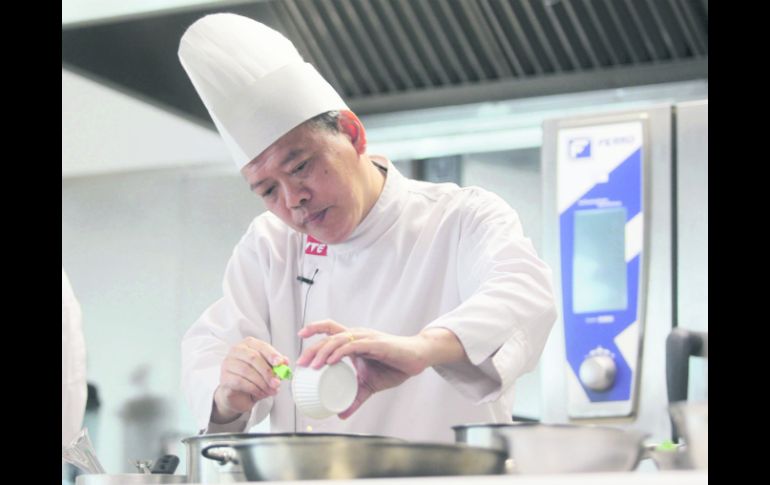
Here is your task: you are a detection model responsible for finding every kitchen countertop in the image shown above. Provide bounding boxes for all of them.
[177,470,707,485]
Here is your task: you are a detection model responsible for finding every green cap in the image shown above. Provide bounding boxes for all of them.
[656,439,678,452]
[272,364,293,380]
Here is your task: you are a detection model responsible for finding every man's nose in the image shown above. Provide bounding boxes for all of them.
[284,181,310,209]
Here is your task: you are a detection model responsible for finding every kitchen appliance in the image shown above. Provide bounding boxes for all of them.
[539,100,708,443]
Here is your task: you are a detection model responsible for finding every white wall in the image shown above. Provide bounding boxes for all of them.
[62,67,229,177]
[63,66,264,474]
[63,167,266,473]
[63,1,248,26]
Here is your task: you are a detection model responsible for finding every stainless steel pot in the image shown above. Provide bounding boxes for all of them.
[75,474,187,485]
[184,432,403,483]
[644,443,692,470]
[669,401,708,469]
[665,328,708,470]
[453,423,647,474]
[182,432,254,483]
[203,434,507,480]
[453,422,524,452]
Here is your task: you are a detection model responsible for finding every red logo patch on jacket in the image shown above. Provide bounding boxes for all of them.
[305,235,328,256]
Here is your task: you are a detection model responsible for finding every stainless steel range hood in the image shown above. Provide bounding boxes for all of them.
[62,0,708,125]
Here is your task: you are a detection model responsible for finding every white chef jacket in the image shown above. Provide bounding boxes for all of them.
[182,157,556,442]
[62,268,87,446]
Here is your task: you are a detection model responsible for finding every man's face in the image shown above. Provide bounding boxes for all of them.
[241,118,372,244]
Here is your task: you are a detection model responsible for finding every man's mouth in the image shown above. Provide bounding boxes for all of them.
[303,208,327,225]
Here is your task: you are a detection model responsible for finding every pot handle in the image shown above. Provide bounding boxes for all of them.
[666,328,707,441]
[151,454,180,474]
[666,328,707,404]
[201,443,240,466]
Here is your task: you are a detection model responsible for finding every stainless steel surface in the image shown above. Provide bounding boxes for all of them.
[75,474,186,485]
[579,355,617,391]
[185,432,403,483]
[134,460,153,474]
[454,423,647,474]
[63,1,708,121]
[669,402,708,469]
[182,432,252,484]
[645,447,692,470]
[675,100,708,400]
[453,423,523,452]
[213,434,506,481]
[62,427,106,474]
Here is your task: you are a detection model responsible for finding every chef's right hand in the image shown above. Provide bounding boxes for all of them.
[210,337,288,424]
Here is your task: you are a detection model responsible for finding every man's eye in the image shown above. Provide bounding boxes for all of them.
[262,186,275,197]
[293,161,308,174]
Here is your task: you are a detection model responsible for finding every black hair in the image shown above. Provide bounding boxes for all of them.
[304,110,340,133]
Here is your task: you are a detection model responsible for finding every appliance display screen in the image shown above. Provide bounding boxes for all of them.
[572,207,628,314]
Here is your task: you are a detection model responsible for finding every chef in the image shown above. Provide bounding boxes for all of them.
[62,268,87,446]
[179,13,556,442]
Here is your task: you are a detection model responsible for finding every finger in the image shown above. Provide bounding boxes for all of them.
[220,371,267,399]
[296,335,332,367]
[311,332,355,369]
[327,339,379,365]
[338,385,372,420]
[223,357,278,394]
[230,345,284,386]
[241,337,288,366]
[298,319,346,338]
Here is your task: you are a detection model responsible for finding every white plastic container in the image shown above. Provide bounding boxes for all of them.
[291,358,358,419]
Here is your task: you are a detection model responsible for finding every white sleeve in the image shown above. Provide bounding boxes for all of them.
[181,231,274,432]
[426,192,557,403]
[62,269,87,446]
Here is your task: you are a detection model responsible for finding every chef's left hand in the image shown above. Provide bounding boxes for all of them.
[296,319,467,418]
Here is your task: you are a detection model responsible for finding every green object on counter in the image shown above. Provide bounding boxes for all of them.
[656,439,677,452]
[272,364,293,380]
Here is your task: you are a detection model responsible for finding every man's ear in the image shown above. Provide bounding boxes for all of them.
[338,110,367,155]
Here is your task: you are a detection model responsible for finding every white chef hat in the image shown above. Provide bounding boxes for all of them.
[178,13,349,169]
